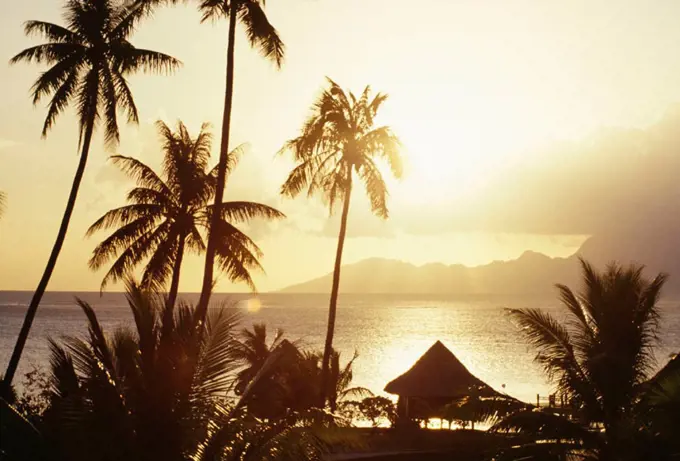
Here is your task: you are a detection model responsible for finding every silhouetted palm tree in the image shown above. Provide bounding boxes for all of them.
[87,121,284,308]
[87,121,212,306]
[327,351,372,414]
[280,78,402,407]
[2,0,180,391]
[133,0,286,315]
[192,0,285,317]
[494,258,668,460]
[234,323,285,395]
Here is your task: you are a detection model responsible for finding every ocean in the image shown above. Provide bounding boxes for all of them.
[1,291,679,403]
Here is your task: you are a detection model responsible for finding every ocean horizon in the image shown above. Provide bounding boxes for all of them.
[1,290,679,403]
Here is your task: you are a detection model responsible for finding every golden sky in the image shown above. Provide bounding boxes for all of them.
[1,0,680,292]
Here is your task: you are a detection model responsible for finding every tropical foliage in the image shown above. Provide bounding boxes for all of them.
[86,121,284,305]
[348,396,398,428]
[442,394,526,430]
[280,78,402,406]
[3,0,180,389]
[233,323,370,420]
[491,259,677,461]
[132,0,288,314]
[29,284,330,461]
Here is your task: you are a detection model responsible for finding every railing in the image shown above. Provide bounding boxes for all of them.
[535,393,567,408]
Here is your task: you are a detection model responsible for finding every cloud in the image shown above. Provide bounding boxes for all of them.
[392,105,680,237]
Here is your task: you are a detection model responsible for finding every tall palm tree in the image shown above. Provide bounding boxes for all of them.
[280,78,402,407]
[134,0,285,315]
[87,121,284,308]
[494,258,668,460]
[3,0,180,392]
[193,0,285,317]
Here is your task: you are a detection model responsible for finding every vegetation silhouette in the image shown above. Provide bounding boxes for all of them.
[86,120,283,308]
[234,322,286,397]
[36,283,333,461]
[234,323,371,420]
[135,0,285,316]
[280,78,402,407]
[194,0,285,318]
[492,258,678,460]
[2,0,180,392]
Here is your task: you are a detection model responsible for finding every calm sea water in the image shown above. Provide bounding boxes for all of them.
[1,291,679,403]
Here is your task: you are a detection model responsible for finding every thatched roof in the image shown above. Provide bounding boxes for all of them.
[384,341,500,398]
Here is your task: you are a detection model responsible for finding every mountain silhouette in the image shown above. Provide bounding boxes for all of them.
[280,236,680,295]
[280,251,578,294]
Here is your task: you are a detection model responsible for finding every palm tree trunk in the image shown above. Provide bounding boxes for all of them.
[319,172,353,408]
[2,117,95,394]
[166,235,186,310]
[196,0,238,319]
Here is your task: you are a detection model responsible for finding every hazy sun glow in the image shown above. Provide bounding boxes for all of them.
[1,0,679,291]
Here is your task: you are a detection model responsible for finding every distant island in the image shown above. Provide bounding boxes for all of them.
[281,232,680,295]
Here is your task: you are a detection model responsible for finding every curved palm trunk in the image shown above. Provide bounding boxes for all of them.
[197,0,239,319]
[319,173,353,408]
[2,117,95,393]
[166,235,186,311]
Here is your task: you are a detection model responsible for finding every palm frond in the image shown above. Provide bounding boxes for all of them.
[86,203,163,237]
[355,156,388,218]
[491,409,596,443]
[110,155,173,196]
[198,0,228,23]
[94,219,171,290]
[359,125,402,178]
[209,201,285,223]
[88,214,159,270]
[40,66,81,136]
[119,48,181,74]
[100,64,121,146]
[238,0,285,67]
[507,308,594,407]
[10,43,83,65]
[23,20,83,44]
[193,308,241,398]
[29,54,83,105]
[140,229,178,289]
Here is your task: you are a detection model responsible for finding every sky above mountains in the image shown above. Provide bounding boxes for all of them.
[1,0,680,292]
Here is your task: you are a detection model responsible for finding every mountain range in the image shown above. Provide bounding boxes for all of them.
[280,232,680,295]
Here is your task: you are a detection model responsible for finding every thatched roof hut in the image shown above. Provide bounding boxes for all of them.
[384,341,501,419]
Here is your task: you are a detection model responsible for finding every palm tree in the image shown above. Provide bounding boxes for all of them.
[133,0,286,315]
[234,323,286,395]
[3,0,180,391]
[87,121,284,308]
[280,78,402,407]
[494,258,668,460]
[43,283,326,461]
[193,0,285,317]
[327,351,372,414]
[130,0,285,316]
